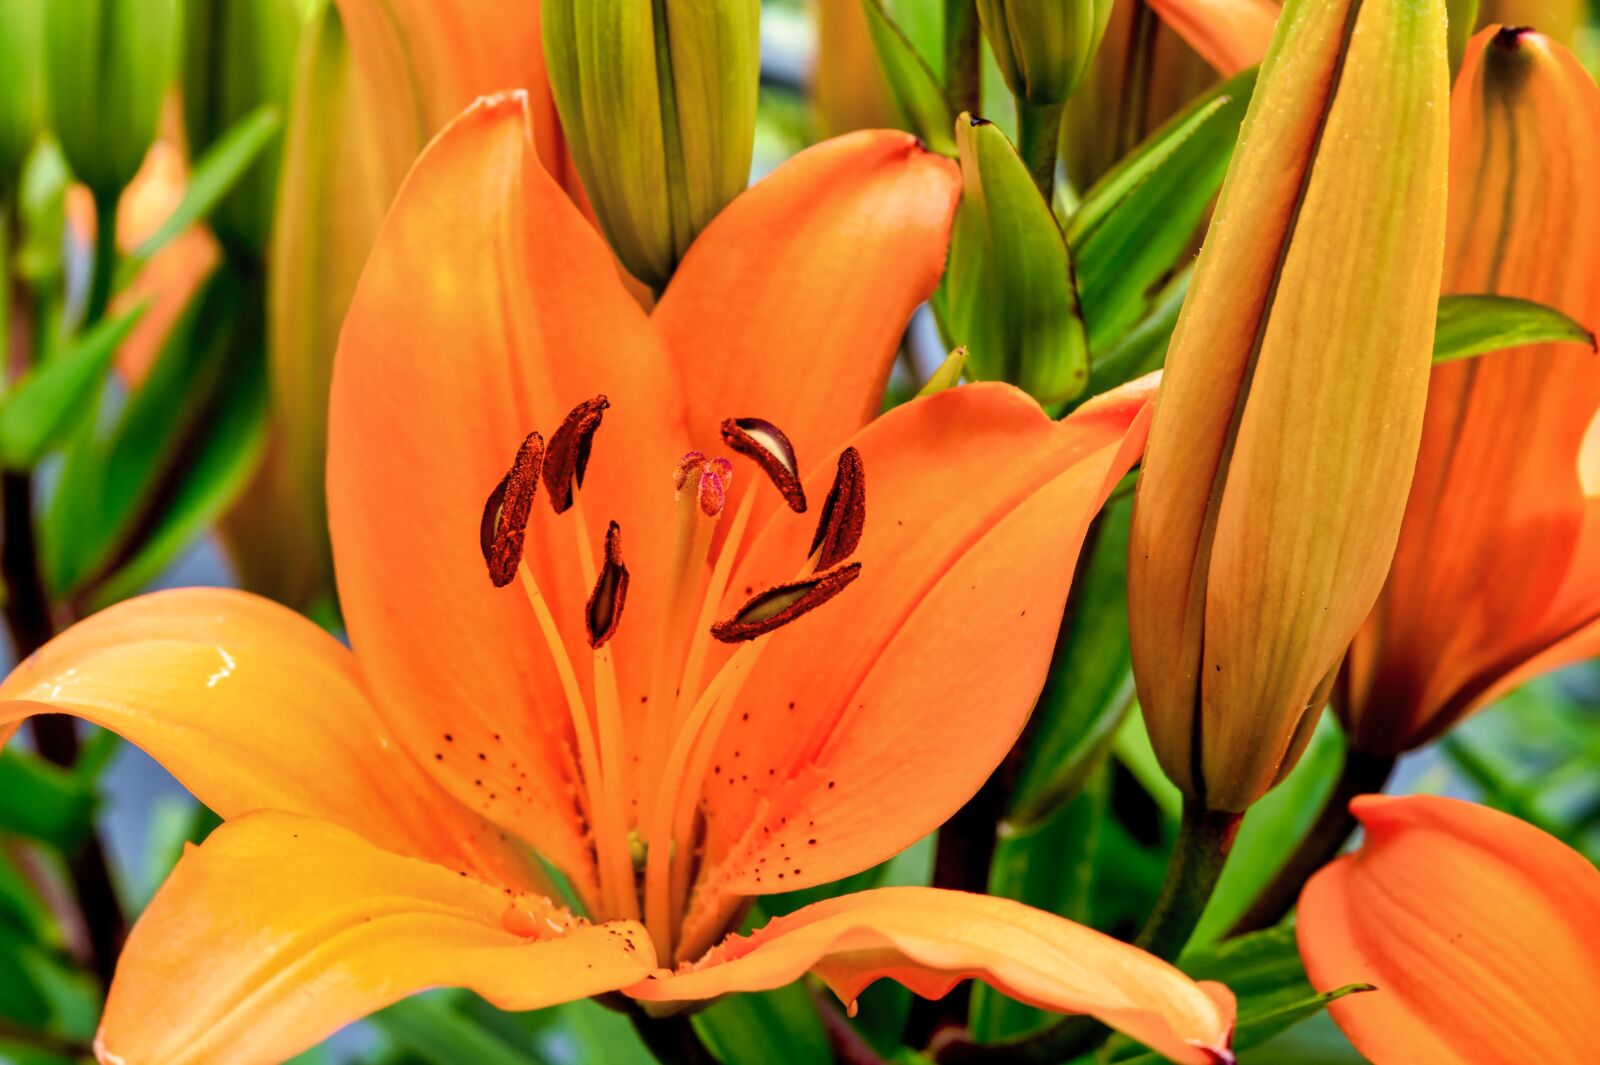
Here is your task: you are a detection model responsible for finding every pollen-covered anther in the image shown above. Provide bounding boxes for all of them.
[586,520,630,649]
[721,416,806,513]
[673,450,707,491]
[544,395,610,514]
[698,457,733,517]
[480,431,544,588]
[809,446,866,569]
[711,562,862,643]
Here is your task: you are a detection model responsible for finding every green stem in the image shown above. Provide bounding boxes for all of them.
[1017,99,1064,204]
[85,192,119,325]
[1114,0,1158,159]
[944,1,982,117]
[1135,799,1242,961]
[628,1010,715,1065]
[1228,748,1396,937]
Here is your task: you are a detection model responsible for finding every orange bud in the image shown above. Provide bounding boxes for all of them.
[1127,0,1449,812]
[1298,795,1600,1062]
[1339,28,1600,756]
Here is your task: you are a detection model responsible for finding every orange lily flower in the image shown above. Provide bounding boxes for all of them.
[1146,0,1278,75]
[1298,795,1600,1062]
[812,0,902,137]
[0,95,1236,1064]
[1340,27,1600,757]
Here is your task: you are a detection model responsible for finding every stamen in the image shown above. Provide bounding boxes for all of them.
[721,417,806,512]
[585,521,630,649]
[697,457,733,517]
[809,446,866,569]
[480,431,544,587]
[544,395,610,513]
[710,563,863,643]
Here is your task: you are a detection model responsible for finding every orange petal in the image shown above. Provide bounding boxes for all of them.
[97,811,657,1065]
[1341,28,1600,755]
[630,886,1234,1065]
[653,130,959,500]
[1147,0,1279,75]
[684,379,1154,931]
[0,588,535,888]
[1298,795,1600,1063]
[330,92,692,889]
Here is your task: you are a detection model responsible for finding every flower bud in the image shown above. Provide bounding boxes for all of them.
[978,0,1117,106]
[0,0,45,196]
[181,0,300,258]
[1127,0,1449,812]
[43,0,180,201]
[812,0,901,136]
[1339,28,1600,757]
[542,0,760,291]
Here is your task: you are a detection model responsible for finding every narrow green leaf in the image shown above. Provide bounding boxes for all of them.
[372,991,544,1065]
[942,115,1088,407]
[0,750,97,851]
[1432,293,1595,364]
[1069,68,1256,352]
[0,303,145,468]
[1083,267,1189,397]
[130,103,281,261]
[693,984,830,1065]
[1007,494,1134,829]
[915,345,967,397]
[860,0,956,156]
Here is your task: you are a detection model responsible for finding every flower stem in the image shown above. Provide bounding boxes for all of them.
[628,1010,715,1065]
[1228,747,1396,937]
[944,1,982,118]
[1017,100,1065,204]
[1134,799,1242,961]
[86,192,119,325]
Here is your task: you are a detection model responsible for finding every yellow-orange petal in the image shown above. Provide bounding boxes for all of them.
[97,811,657,1065]
[0,588,535,888]
[683,378,1154,932]
[1147,0,1278,74]
[330,91,693,890]
[1298,795,1600,1063]
[630,886,1234,1065]
[653,130,959,509]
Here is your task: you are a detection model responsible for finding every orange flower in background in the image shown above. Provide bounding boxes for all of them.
[0,96,1235,1064]
[1340,27,1600,757]
[1147,0,1278,74]
[1297,795,1600,1062]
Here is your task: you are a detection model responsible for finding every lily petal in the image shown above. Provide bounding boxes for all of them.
[0,588,533,886]
[654,130,959,487]
[1147,0,1278,74]
[688,379,1153,924]
[330,91,691,887]
[97,811,657,1065]
[1298,795,1600,1063]
[630,886,1234,1065]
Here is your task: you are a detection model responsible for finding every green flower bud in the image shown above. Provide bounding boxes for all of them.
[0,0,46,196]
[977,0,1116,105]
[182,0,300,258]
[43,0,180,202]
[542,0,760,291]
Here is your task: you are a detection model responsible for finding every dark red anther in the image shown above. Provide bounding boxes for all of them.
[711,562,862,643]
[480,431,545,587]
[586,521,630,649]
[721,417,806,513]
[544,395,610,514]
[809,446,865,569]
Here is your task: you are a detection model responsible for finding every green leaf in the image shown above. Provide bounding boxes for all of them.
[1069,68,1255,352]
[916,345,968,397]
[129,103,282,262]
[693,984,830,1065]
[44,261,269,608]
[372,991,544,1065]
[942,115,1088,408]
[861,0,956,156]
[1007,495,1134,829]
[0,304,144,468]
[0,922,100,1043]
[0,750,97,851]
[1432,294,1595,365]
[1083,267,1189,397]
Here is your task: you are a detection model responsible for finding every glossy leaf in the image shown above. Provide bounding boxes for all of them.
[1431,293,1595,364]
[1084,268,1190,396]
[943,115,1088,407]
[0,750,97,851]
[130,104,282,262]
[0,303,144,468]
[692,983,830,1065]
[1069,68,1255,351]
[861,0,956,155]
